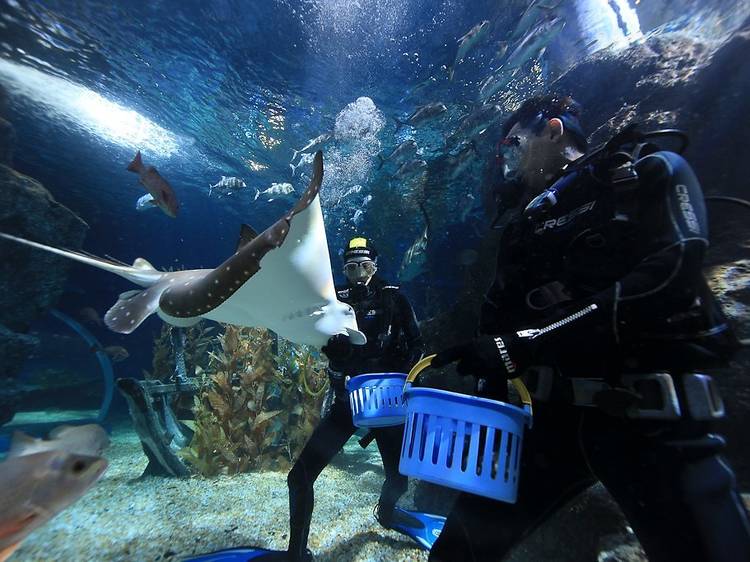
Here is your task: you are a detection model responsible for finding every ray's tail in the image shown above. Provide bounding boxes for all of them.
[0,232,162,288]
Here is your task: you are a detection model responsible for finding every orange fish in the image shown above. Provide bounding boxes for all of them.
[127,150,180,218]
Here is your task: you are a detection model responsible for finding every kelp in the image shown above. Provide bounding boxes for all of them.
[143,323,215,382]
[181,325,328,476]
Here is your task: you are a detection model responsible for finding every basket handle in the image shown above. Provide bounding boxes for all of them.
[406,354,534,420]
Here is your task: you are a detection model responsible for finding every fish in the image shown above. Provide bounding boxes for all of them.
[394,159,428,180]
[580,38,599,52]
[93,345,129,362]
[0,450,107,562]
[8,424,110,458]
[478,67,520,102]
[493,40,509,61]
[77,306,102,327]
[332,184,363,207]
[135,193,157,212]
[0,152,366,348]
[290,152,316,177]
[448,141,480,180]
[509,0,562,44]
[449,20,491,81]
[352,209,364,225]
[399,75,437,103]
[446,104,503,146]
[291,133,331,164]
[209,176,247,197]
[376,139,418,170]
[459,192,478,222]
[126,151,179,218]
[255,182,295,201]
[504,17,566,71]
[395,103,447,131]
[398,203,431,282]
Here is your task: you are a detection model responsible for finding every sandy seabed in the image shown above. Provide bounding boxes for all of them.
[11,422,428,562]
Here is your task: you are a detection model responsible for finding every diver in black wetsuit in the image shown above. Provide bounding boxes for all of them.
[283,237,424,562]
[428,95,750,562]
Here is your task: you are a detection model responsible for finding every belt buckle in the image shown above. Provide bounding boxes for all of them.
[683,373,725,420]
[621,373,681,420]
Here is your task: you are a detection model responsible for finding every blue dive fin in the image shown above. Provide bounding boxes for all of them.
[389,507,446,551]
[183,547,287,562]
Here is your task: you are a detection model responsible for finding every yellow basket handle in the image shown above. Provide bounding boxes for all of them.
[405,354,533,418]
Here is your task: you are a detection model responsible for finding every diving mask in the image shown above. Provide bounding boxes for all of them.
[497,135,524,181]
[343,260,377,276]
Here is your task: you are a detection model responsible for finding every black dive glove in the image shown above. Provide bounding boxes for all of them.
[431,334,530,380]
[322,334,353,361]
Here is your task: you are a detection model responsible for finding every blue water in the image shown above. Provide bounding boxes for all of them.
[0,0,746,394]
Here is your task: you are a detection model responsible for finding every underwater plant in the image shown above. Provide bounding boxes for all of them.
[181,325,328,476]
[143,323,215,382]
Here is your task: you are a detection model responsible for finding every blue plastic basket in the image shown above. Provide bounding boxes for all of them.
[346,373,408,428]
[398,356,533,503]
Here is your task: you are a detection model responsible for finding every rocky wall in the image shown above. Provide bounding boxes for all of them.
[0,95,88,425]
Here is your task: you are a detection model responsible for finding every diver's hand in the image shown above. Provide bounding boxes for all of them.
[322,334,353,361]
[431,334,528,380]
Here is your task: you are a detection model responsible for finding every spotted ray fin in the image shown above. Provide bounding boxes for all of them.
[132,257,155,270]
[236,224,259,252]
[104,282,171,334]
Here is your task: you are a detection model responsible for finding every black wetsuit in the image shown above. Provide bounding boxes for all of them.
[286,276,423,560]
[430,151,750,562]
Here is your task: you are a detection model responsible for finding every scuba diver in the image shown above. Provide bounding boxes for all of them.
[427,94,750,562]
[189,237,425,562]
[282,236,425,561]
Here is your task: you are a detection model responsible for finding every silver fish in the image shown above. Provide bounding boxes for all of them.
[256,182,295,201]
[504,17,566,70]
[8,424,110,459]
[449,20,491,81]
[395,159,428,179]
[0,451,107,561]
[291,133,331,163]
[352,209,364,225]
[209,176,247,196]
[509,0,562,43]
[493,40,509,62]
[396,103,447,130]
[478,67,520,101]
[399,75,437,103]
[446,104,503,146]
[449,142,480,180]
[377,139,418,169]
[398,204,430,282]
[459,192,478,222]
[290,152,316,177]
[135,193,157,212]
[333,184,363,207]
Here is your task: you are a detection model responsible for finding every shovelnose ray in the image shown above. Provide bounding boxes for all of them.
[0,151,366,348]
